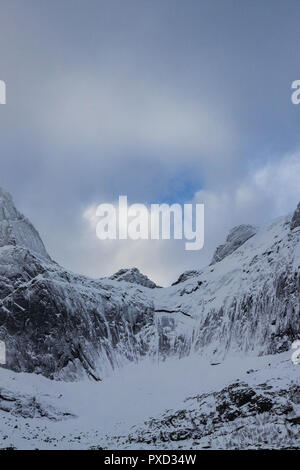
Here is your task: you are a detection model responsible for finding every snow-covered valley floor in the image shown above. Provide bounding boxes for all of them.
[0,352,299,450]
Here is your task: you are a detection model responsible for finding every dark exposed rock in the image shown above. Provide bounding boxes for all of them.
[210,224,257,265]
[0,188,50,260]
[0,246,155,381]
[0,387,74,420]
[291,202,300,230]
[120,378,300,449]
[172,270,201,286]
[109,267,159,289]
[290,386,300,404]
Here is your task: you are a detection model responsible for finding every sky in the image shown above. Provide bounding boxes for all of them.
[0,0,300,285]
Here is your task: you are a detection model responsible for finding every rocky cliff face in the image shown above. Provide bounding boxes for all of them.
[0,189,299,381]
[171,270,201,286]
[107,357,300,450]
[291,202,300,230]
[155,212,300,360]
[0,245,156,380]
[210,224,257,265]
[0,189,50,260]
[108,267,159,289]
[0,190,157,380]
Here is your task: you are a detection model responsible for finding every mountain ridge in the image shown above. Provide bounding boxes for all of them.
[0,188,50,261]
[0,188,299,381]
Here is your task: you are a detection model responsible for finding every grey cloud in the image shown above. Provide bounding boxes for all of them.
[0,0,300,284]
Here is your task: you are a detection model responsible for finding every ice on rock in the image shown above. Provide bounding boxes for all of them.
[291,201,300,230]
[171,270,202,286]
[108,267,159,289]
[210,224,257,265]
[117,356,300,450]
[0,188,50,260]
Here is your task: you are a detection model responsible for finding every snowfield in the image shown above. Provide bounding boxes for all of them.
[0,352,299,450]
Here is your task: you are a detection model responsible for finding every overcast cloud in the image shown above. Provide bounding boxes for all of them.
[0,0,300,285]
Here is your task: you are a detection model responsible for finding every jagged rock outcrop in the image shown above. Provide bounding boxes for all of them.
[291,202,300,230]
[210,224,257,265]
[109,267,158,289]
[172,270,201,286]
[0,386,75,420]
[0,189,49,260]
[0,190,157,380]
[111,361,300,450]
[153,212,300,360]
[0,246,156,380]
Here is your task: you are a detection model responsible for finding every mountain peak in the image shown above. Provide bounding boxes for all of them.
[210,224,257,265]
[172,269,201,286]
[109,267,159,288]
[0,188,50,260]
[290,201,300,230]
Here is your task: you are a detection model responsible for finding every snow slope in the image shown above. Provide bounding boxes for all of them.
[108,267,159,289]
[0,352,298,449]
[0,245,156,380]
[153,213,300,360]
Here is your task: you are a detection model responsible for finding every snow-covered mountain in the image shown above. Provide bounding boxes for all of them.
[0,244,156,380]
[0,188,49,260]
[0,189,299,450]
[0,189,299,382]
[210,224,257,265]
[0,190,157,380]
[108,267,159,289]
[155,211,300,360]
